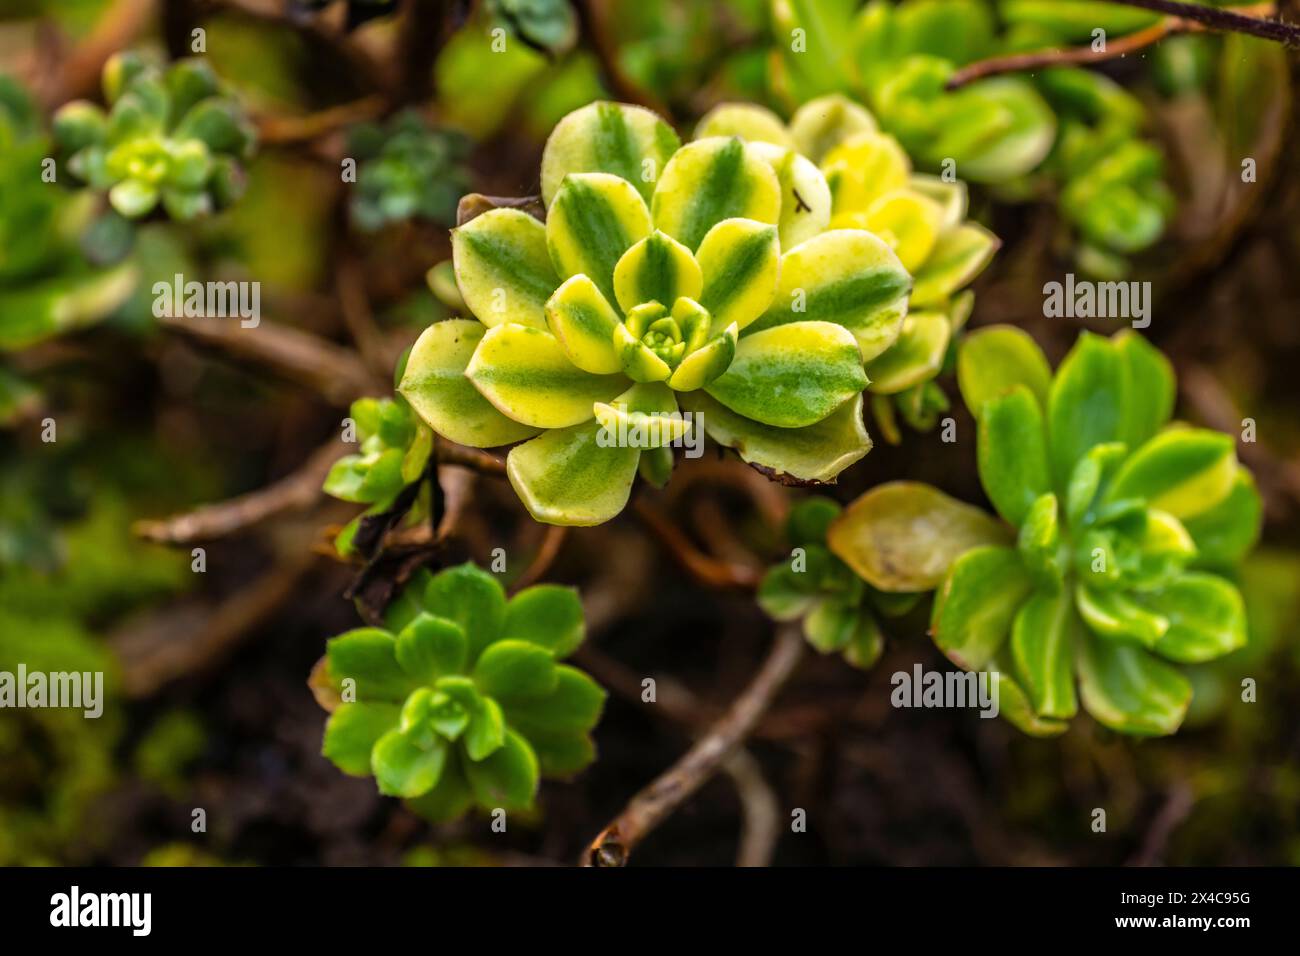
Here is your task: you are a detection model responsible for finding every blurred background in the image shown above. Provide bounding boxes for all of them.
[0,0,1298,866]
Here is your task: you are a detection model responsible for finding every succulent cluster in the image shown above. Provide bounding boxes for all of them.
[400,99,988,525]
[759,496,919,669]
[694,96,997,436]
[768,0,1172,272]
[828,328,1260,736]
[53,53,255,221]
[1,76,136,362]
[323,396,433,555]
[317,563,605,819]
[347,111,472,231]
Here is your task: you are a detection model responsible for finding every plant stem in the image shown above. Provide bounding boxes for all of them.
[947,2,1285,89]
[133,437,348,544]
[581,625,805,867]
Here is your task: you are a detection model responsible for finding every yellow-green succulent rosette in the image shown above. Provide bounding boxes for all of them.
[696,96,1000,438]
[400,100,916,527]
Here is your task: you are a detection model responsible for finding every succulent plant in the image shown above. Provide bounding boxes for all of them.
[316,563,606,819]
[767,0,1174,273]
[347,111,472,232]
[759,496,920,669]
[400,100,923,526]
[826,327,1261,736]
[694,96,997,438]
[323,395,433,555]
[53,53,255,221]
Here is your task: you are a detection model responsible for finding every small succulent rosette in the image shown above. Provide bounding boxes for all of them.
[694,97,999,438]
[347,110,471,231]
[316,563,606,820]
[759,496,920,670]
[400,100,919,526]
[53,53,256,221]
[827,328,1261,737]
[323,396,433,555]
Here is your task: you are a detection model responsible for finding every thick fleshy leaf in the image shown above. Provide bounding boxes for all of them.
[399,319,542,448]
[406,754,475,822]
[1018,493,1065,589]
[909,174,968,230]
[463,729,539,810]
[930,546,1033,669]
[1065,442,1129,528]
[1047,332,1126,489]
[372,728,448,798]
[977,386,1051,526]
[935,78,1057,183]
[803,599,861,653]
[957,325,1052,418]
[681,391,871,483]
[415,563,507,662]
[466,323,627,429]
[789,94,877,164]
[1011,588,1078,719]
[705,321,867,428]
[395,614,467,682]
[322,702,400,776]
[838,189,943,274]
[594,383,690,447]
[910,223,999,307]
[828,482,1013,593]
[436,677,506,761]
[1142,573,1247,663]
[695,218,780,332]
[612,230,702,314]
[452,208,557,329]
[1076,631,1191,736]
[472,639,558,700]
[1182,470,1262,569]
[651,137,782,251]
[821,131,910,214]
[864,311,950,395]
[758,565,820,621]
[695,102,793,148]
[990,664,1070,737]
[1113,330,1174,448]
[668,322,737,391]
[749,229,911,362]
[547,172,652,303]
[500,665,605,735]
[502,585,585,658]
[540,100,681,206]
[1075,583,1169,648]
[506,382,670,525]
[543,275,623,374]
[748,141,833,250]
[1105,428,1238,520]
[326,628,417,702]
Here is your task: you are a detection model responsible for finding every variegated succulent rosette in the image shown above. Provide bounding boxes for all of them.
[695,96,999,437]
[400,99,986,526]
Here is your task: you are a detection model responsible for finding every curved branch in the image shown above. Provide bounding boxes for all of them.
[134,437,347,545]
[947,2,1282,90]
[582,626,805,867]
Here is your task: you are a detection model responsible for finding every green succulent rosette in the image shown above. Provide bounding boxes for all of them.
[316,563,606,820]
[400,100,918,526]
[827,327,1261,737]
[348,110,472,231]
[759,495,920,669]
[766,0,1176,273]
[695,96,998,437]
[53,53,256,221]
[323,396,433,555]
